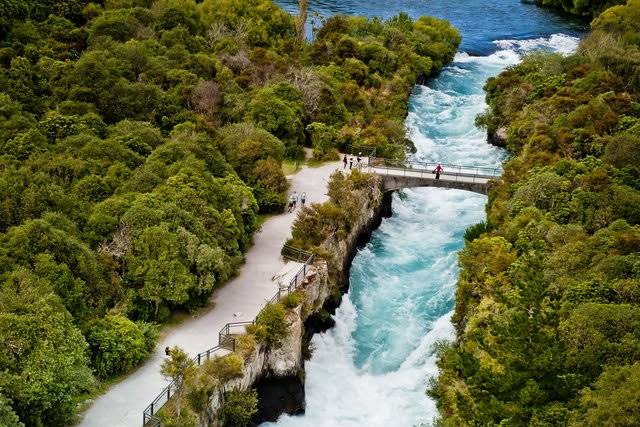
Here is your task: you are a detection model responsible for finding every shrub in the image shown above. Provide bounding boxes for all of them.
[464,222,489,242]
[203,354,244,384]
[218,389,258,427]
[283,291,302,309]
[255,303,288,345]
[245,323,268,343]
[234,333,258,359]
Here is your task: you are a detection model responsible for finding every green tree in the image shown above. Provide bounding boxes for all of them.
[572,363,640,426]
[161,346,196,419]
[86,314,158,378]
[0,269,94,425]
[0,394,23,427]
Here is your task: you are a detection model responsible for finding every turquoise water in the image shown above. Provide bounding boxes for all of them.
[268,2,583,426]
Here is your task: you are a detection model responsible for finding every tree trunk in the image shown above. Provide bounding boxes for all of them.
[296,0,308,46]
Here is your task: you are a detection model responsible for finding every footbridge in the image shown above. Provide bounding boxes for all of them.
[366,157,502,195]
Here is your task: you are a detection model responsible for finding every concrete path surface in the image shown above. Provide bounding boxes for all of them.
[78,160,341,427]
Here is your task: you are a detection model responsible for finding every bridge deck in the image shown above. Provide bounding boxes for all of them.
[364,157,501,195]
[369,165,495,184]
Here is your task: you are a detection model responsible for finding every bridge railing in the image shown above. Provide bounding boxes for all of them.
[369,157,502,178]
[141,247,314,426]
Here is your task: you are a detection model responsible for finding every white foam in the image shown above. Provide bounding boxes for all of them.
[494,33,580,55]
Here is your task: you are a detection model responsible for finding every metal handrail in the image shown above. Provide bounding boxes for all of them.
[141,247,314,426]
[282,245,313,263]
[370,157,502,178]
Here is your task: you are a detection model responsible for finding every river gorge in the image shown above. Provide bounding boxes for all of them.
[267,1,586,426]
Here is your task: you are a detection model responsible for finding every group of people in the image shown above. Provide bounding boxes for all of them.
[288,191,306,213]
[343,152,364,170]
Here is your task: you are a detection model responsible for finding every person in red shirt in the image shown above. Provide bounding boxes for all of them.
[433,163,443,179]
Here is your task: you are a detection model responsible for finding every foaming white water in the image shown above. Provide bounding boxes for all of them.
[266,33,579,427]
[494,33,580,55]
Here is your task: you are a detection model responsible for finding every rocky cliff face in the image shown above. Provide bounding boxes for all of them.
[487,126,508,148]
[209,178,392,426]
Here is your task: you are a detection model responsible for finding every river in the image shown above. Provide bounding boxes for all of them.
[269,1,585,426]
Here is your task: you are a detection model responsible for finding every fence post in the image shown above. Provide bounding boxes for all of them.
[198,353,201,365]
[150,402,154,416]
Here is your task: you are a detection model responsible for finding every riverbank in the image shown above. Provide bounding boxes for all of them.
[252,176,393,423]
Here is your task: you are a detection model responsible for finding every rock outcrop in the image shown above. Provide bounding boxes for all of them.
[487,126,508,148]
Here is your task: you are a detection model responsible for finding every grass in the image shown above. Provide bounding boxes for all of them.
[163,310,193,329]
[282,159,301,175]
[305,158,326,168]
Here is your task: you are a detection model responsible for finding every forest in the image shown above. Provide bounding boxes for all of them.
[431,0,640,425]
[0,0,460,425]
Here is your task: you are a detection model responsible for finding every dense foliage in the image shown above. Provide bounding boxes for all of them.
[533,0,626,17]
[0,0,459,424]
[432,1,640,425]
[288,169,381,253]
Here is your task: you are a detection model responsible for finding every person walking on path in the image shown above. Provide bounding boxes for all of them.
[349,157,354,170]
[343,155,348,169]
[433,163,443,180]
[301,192,306,207]
[288,194,295,213]
[356,152,362,169]
[292,191,298,209]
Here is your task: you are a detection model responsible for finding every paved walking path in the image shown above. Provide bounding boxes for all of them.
[79,161,341,427]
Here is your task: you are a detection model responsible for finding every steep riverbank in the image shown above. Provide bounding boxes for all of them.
[253,185,393,423]
[249,174,393,423]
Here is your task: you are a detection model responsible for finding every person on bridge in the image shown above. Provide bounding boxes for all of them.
[433,163,444,179]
